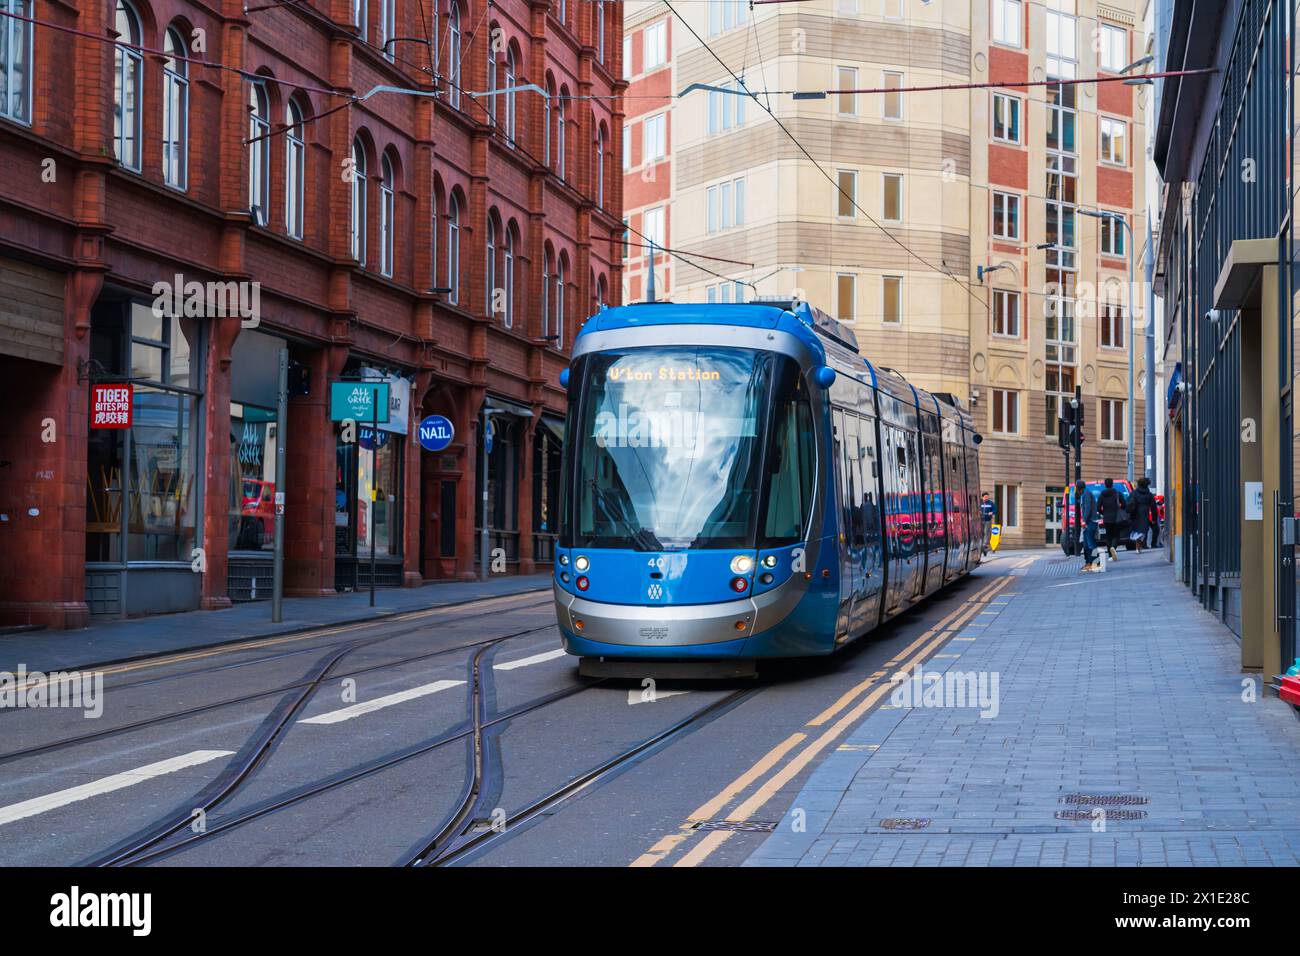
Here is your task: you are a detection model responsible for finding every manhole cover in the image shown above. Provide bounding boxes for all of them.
[879,818,931,830]
[1061,793,1150,806]
[691,820,778,833]
[1054,809,1148,821]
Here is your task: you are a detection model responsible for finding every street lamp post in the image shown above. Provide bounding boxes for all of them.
[1081,209,1136,484]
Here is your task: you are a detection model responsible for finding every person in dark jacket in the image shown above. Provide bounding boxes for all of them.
[1097,478,1123,562]
[1127,477,1159,553]
[1077,479,1100,571]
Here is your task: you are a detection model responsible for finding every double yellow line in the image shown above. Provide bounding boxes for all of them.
[630,575,1014,868]
[7,590,548,694]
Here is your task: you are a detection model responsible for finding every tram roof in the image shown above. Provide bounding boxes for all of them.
[581,299,859,356]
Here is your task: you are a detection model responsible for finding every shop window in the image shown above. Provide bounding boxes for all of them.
[333,366,408,567]
[86,301,203,564]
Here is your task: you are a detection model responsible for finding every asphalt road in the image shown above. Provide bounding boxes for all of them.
[0,570,1007,867]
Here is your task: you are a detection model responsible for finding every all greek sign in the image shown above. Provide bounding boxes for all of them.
[330,382,390,423]
[418,415,455,452]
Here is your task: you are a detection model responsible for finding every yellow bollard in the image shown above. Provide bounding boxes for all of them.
[989,524,1001,552]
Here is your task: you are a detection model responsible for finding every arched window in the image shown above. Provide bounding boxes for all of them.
[379,153,395,277]
[113,1,143,170]
[379,0,395,59]
[595,125,605,207]
[554,255,566,344]
[486,214,498,317]
[504,46,518,141]
[541,247,553,338]
[556,92,567,179]
[447,5,462,109]
[486,33,499,124]
[598,274,609,310]
[353,0,367,42]
[285,100,306,239]
[597,2,605,64]
[503,226,515,328]
[0,0,33,123]
[544,76,555,166]
[432,183,441,290]
[350,138,367,264]
[446,193,460,304]
[162,28,188,190]
[248,83,271,225]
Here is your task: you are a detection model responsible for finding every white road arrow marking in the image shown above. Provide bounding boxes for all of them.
[627,689,692,706]
[300,679,465,725]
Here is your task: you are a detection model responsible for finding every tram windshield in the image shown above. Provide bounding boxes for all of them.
[566,346,813,551]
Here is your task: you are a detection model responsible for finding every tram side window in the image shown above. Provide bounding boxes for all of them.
[844,415,865,548]
[763,375,814,544]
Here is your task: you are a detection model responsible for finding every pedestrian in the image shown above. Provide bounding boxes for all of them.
[980,492,996,555]
[1097,478,1123,562]
[1127,477,1159,553]
[1076,479,1100,572]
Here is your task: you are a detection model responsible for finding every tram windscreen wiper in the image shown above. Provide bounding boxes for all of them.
[586,479,664,552]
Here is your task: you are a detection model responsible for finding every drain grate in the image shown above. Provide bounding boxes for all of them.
[1061,793,1150,806]
[879,818,932,830]
[691,820,778,833]
[1055,809,1148,821]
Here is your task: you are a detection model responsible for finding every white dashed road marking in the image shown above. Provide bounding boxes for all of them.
[0,750,234,828]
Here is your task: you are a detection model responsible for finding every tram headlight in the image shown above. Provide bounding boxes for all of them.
[761,554,778,569]
[576,575,590,591]
[574,555,590,572]
[730,554,754,575]
[559,554,569,566]
[730,577,749,593]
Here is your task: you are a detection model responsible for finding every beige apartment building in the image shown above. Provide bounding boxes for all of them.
[621,0,1148,549]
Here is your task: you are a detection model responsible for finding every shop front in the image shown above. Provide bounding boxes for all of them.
[84,297,204,616]
[334,364,412,590]
[475,396,531,571]
[226,329,287,601]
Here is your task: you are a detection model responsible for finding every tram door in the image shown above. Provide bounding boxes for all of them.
[853,413,884,632]
[883,425,919,611]
[832,409,852,640]
[921,429,946,592]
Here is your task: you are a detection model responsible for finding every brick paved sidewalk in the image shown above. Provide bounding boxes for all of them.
[746,551,1300,866]
[0,573,552,673]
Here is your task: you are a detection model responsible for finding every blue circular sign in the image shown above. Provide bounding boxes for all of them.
[418,415,455,452]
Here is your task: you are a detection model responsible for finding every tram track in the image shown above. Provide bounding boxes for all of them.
[80,617,565,867]
[0,588,551,707]
[0,597,556,767]
[401,626,764,866]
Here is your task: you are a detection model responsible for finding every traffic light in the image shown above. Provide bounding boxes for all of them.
[1058,403,1087,449]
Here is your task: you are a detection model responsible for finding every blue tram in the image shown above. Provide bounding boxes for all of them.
[552,298,982,676]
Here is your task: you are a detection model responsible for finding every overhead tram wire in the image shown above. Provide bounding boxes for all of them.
[659,0,992,312]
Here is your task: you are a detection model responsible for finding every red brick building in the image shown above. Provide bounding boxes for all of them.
[0,0,624,627]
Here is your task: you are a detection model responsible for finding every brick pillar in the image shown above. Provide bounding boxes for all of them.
[459,385,486,580]
[402,370,432,587]
[518,412,536,574]
[200,313,243,610]
[285,344,349,596]
[0,261,102,629]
